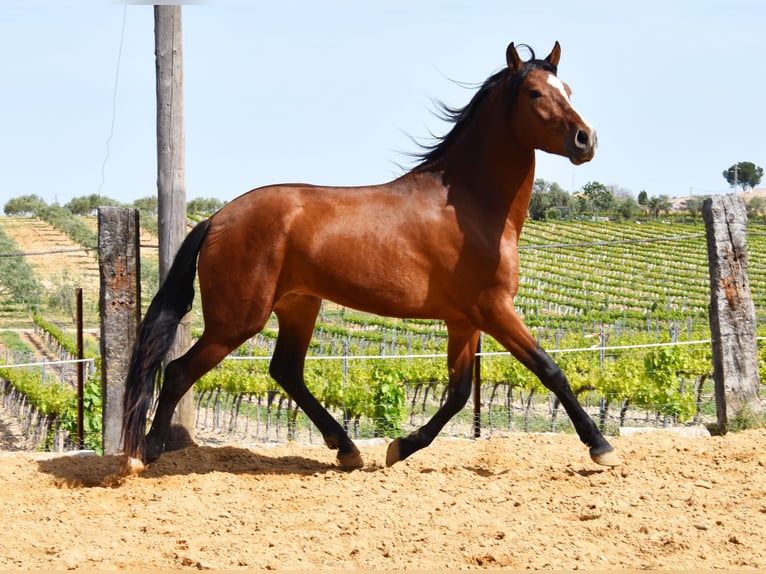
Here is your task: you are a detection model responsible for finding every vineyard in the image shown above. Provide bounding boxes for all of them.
[0,209,765,453]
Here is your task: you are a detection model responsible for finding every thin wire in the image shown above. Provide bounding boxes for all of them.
[0,358,96,370]
[0,247,95,258]
[97,5,128,197]
[222,337,736,363]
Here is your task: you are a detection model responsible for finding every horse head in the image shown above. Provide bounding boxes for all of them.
[506,42,597,165]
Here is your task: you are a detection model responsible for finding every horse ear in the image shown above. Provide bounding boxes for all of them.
[506,42,523,72]
[545,41,561,68]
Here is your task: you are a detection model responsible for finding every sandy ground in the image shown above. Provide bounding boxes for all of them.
[0,428,765,570]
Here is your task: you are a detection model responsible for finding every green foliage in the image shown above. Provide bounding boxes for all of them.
[726,405,765,432]
[558,351,601,393]
[187,197,226,217]
[341,363,375,423]
[37,204,97,248]
[529,179,572,221]
[482,352,537,393]
[132,196,158,216]
[0,226,43,306]
[581,181,615,216]
[3,194,47,216]
[197,357,272,396]
[370,362,406,436]
[46,271,78,320]
[646,195,672,218]
[723,161,764,191]
[614,195,640,221]
[0,366,76,418]
[33,314,79,356]
[0,330,30,352]
[2,196,97,248]
[131,196,159,236]
[62,372,103,453]
[640,347,696,421]
[64,194,122,215]
[141,259,160,305]
[746,196,766,223]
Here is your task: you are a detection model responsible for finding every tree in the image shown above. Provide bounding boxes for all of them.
[637,190,649,218]
[608,185,640,221]
[65,194,121,215]
[615,195,640,221]
[528,179,571,220]
[187,196,225,216]
[132,196,158,216]
[4,194,47,216]
[581,181,615,218]
[685,197,706,220]
[722,161,763,191]
[647,195,672,219]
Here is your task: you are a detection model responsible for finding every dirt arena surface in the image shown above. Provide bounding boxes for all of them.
[1,428,765,571]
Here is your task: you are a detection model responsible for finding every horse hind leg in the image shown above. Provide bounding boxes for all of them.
[386,322,480,466]
[144,330,250,464]
[270,295,363,469]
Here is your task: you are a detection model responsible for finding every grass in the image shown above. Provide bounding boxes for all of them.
[0,330,32,354]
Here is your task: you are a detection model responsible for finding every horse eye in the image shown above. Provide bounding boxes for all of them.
[529,89,542,99]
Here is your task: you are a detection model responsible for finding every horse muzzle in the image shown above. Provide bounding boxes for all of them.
[567,127,597,165]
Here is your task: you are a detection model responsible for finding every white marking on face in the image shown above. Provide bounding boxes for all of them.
[546,75,570,102]
[547,74,595,133]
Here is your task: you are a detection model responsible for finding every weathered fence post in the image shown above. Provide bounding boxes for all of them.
[702,195,762,432]
[98,207,141,455]
[473,333,482,439]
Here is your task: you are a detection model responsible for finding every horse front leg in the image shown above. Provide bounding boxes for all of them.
[386,322,480,466]
[482,306,621,466]
[271,295,363,469]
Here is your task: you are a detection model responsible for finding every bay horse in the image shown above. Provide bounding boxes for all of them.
[122,42,621,475]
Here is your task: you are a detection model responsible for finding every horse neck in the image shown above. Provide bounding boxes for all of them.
[433,110,537,234]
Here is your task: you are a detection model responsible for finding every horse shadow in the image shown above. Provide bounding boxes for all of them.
[35,444,348,488]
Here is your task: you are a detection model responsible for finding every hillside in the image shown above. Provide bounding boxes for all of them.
[518,218,766,331]
[0,214,764,338]
[1,213,764,453]
[0,216,158,330]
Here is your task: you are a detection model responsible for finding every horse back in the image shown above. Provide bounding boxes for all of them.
[199,178,520,321]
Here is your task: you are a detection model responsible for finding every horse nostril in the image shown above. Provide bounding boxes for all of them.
[575,129,591,150]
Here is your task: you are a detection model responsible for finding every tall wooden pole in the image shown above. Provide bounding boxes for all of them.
[155,5,194,449]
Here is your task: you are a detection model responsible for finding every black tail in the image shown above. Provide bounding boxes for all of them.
[122,219,211,461]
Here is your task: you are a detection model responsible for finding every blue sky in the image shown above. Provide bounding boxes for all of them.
[1,1,764,207]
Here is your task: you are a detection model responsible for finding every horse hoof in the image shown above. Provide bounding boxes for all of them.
[385,438,401,467]
[337,448,364,470]
[119,456,146,476]
[590,448,622,467]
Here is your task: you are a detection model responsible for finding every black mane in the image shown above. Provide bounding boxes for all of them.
[414,47,558,169]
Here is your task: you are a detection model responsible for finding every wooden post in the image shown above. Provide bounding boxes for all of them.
[155,5,194,449]
[702,195,762,432]
[98,207,141,455]
[473,333,482,438]
[76,287,84,449]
